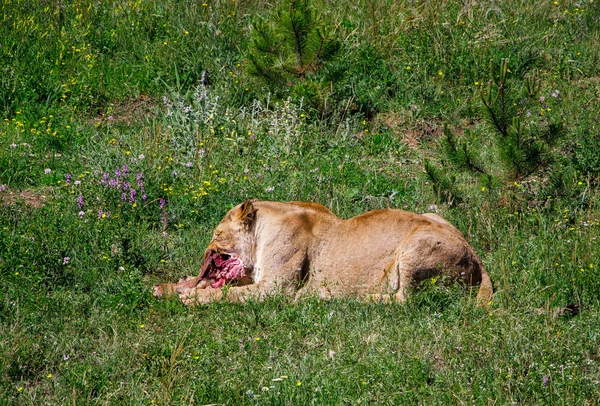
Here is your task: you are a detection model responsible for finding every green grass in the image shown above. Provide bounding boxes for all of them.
[1,0,600,404]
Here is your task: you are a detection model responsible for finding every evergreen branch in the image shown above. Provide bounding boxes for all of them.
[498,59,509,137]
[288,1,306,78]
[481,82,508,138]
[247,53,288,87]
[499,83,507,135]
[460,143,487,175]
[424,160,460,203]
[443,127,487,175]
[304,31,326,73]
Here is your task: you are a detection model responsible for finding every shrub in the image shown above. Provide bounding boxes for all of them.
[426,59,566,203]
[246,0,341,111]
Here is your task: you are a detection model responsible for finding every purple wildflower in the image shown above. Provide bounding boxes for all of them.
[130,189,136,203]
[74,180,81,186]
[162,231,168,238]
[162,211,168,228]
[136,172,143,188]
[542,376,549,386]
[186,161,193,167]
[63,257,70,265]
[122,164,128,175]
[142,194,147,200]
[65,173,71,186]
[109,178,117,188]
[551,89,560,98]
[115,168,121,177]
[77,195,84,210]
[98,209,103,218]
[78,211,85,218]
[539,96,545,102]
[10,143,17,148]
[160,198,165,210]
[121,192,127,201]
[0,184,7,192]
[122,180,130,191]
[138,154,145,160]
[44,168,52,174]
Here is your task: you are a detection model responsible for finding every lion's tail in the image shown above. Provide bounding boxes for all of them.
[476,262,493,306]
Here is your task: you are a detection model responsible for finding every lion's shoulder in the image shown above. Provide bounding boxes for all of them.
[251,201,337,237]
[287,201,335,215]
[252,200,336,217]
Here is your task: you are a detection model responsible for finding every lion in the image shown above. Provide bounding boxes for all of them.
[154,200,493,305]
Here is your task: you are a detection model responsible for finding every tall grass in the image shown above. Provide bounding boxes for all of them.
[1,0,599,404]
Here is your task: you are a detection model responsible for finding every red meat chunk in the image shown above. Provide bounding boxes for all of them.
[200,252,246,288]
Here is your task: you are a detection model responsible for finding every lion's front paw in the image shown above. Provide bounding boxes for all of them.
[153,284,164,298]
[179,287,223,305]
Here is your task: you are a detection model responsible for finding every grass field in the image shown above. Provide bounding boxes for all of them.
[1,0,600,404]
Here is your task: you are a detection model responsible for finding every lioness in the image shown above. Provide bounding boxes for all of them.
[154,200,492,305]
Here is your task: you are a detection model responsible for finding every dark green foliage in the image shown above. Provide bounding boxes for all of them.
[427,59,566,202]
[424,159,460,204]
[574,123,600,176]
[334,44,398,118]
[249,0,340,81]
[442,126,487,176]
[480,60,564,181]
[247,0,340,109]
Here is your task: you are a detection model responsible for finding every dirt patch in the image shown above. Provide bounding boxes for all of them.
[0,188,51,208]
[376,114,444,147]
[93,94,158,125]
[376,113,481,147]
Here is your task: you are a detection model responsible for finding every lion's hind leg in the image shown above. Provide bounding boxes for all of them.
[388,227,474,302]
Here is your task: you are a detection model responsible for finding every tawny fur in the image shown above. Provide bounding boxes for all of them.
[154,200,493,305]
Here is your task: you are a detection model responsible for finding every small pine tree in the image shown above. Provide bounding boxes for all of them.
[424,159,461,204]
[480,59,563,181]
[247,0,340,104]
[426,59,564,202]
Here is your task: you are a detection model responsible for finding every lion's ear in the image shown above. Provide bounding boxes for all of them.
[238,199,256,226]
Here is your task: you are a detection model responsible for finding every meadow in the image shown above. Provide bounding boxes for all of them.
[1,0,599,404]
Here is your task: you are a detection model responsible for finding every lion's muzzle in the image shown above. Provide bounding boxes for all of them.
[200,250,246,288]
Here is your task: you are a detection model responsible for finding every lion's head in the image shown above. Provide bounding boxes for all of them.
[199,200,256,287]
